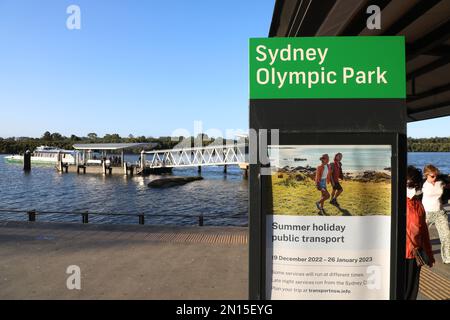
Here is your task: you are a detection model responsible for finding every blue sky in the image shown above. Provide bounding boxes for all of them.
[0,1,448,139]
[407,117,449,138]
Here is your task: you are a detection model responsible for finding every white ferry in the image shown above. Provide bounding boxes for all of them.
[5,146,76,165]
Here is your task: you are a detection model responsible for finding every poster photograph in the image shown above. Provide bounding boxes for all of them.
[266,145,392,300]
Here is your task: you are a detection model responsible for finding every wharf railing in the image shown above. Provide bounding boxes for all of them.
[0,208,247,227]
[143,143,247,168]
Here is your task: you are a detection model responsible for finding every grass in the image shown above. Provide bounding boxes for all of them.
[271,173,391,216]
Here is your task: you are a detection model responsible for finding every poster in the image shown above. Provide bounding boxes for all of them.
[266,145,392,299]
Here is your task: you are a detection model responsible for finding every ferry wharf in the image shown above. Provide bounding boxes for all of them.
[0,220,448,300]
[51,142,249,177]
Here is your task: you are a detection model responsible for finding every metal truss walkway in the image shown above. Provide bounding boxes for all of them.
[143,144,247,169]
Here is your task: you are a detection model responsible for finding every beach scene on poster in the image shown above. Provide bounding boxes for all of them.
[266,145,392,300]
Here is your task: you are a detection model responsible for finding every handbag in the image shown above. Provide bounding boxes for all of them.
[407,232,430,267]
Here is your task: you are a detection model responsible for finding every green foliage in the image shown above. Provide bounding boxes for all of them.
[0,132,237,154]
[407,137,450,152]
[275,173,310,187]
[4,133,446,154]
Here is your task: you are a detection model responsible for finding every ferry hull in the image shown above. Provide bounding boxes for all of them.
[4,156,75,165]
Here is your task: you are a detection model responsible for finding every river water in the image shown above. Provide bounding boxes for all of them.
[0,155,248,226]
[0,152,448,226]
[407,152,450,174]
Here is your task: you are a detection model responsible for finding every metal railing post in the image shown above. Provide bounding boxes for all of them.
[27,210,36,222]
[0,208,248,226]
[82,211,89,224]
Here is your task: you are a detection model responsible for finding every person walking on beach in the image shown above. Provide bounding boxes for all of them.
[315,154,331,214]
[330,152,344,207]
[421,164,450,264]
[405,166,435,300]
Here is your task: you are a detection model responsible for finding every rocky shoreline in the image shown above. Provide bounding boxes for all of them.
[275,166,391,182]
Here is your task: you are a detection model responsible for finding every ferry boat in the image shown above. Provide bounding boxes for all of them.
[5,146,76,165]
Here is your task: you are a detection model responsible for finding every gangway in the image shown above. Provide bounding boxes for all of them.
[142,143,247,169]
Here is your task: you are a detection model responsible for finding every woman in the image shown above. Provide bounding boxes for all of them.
[330,153,344,207]
[422,164,450,264]
[315,154,331,214]
[405,166,434,300]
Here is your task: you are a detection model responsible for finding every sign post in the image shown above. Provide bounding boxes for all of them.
[249,36,407,300]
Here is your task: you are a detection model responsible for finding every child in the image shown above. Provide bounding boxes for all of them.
[405,166,434,300]
[315,154,331,214]
[330,153,344,207]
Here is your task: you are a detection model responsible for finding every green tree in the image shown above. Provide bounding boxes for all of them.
[70,134,81,141]
[87,133,98,140]
[51,132,63,140]
[103,133,121,142]
[42,131,52,141]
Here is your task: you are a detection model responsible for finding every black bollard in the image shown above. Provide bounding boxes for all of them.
[139,214,145,225]
[27,210,36,222]
[23,150,31,171]
[198,214,204,226]
[82,212,89,224]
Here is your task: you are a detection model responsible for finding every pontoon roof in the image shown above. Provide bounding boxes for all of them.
[73,143,157,150]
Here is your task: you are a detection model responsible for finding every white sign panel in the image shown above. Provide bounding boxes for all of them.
[266,145,392,299]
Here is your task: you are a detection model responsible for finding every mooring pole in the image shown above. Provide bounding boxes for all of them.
[23,150,31,171]
[140,150,145,171]
[58,152,63,173]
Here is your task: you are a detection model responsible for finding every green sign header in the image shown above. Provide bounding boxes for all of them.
[249,36,406,99]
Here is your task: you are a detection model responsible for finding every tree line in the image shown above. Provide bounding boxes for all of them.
[407,137,450,152]
[0,132,237,154]
[0,132,448,154]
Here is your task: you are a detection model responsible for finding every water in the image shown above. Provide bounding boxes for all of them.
[0,155,248,226]
[408,152,450,174]
[269,145,391,171]
[0,152,448,226]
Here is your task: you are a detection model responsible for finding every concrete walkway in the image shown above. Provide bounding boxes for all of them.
[0,221,248,299]
[0,220,448,299]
